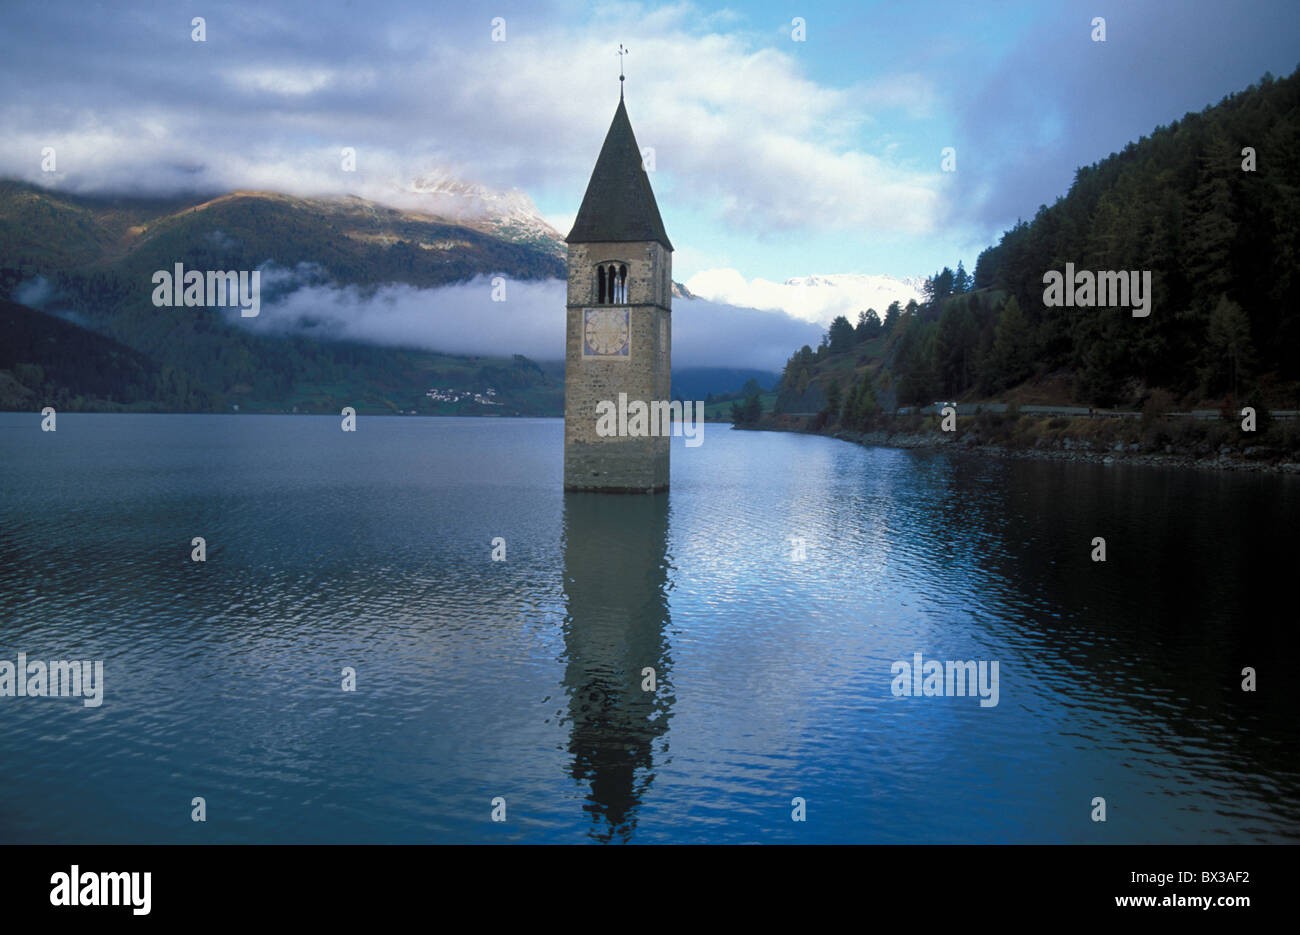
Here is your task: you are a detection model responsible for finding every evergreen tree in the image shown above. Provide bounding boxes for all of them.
[894,315,940,405]
[936,298,980,396]
[932,266,955,303]
[1201,294,1254,399]
[842,369,879,429]
[954,260,971,294]
[824,377,842,416]
[983,296,1035,393]
[1185,126,1241,302]
[855,308,882,342]
[882,301,901,336]
[973,245,997,290]
[828,315,856,353]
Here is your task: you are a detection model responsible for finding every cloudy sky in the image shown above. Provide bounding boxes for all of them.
[2,0,1297,364]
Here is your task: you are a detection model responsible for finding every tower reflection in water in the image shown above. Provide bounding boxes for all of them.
[560,492,674,843]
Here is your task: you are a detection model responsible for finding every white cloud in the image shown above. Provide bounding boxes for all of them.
[685,268,925,326]
[237,270,820,370]
[0,1,944,239]
[225,67,341,96]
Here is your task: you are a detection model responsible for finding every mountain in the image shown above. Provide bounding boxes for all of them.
[0,179,570,414]
[0,180,565,282]
[0,298,158,410]
[0,174,798,412]
[968,68,1300,407]
[671,367,781,401]
[403,172,567,260]
[769,67,1300,424]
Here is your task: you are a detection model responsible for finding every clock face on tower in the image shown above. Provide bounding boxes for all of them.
[582,308,630,358]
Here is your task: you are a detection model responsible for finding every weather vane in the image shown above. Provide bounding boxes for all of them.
[618,44,628,98]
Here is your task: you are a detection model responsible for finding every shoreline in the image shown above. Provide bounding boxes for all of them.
[737,422,1300,475]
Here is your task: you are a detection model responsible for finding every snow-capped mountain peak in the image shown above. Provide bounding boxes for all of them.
[683,269,925,325]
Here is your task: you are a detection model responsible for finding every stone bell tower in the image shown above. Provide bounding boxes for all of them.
[564,78,672,493]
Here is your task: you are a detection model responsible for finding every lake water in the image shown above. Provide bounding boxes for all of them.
[1,413,1296,843]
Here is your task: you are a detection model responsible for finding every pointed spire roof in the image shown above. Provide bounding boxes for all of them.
[566,98,672,251]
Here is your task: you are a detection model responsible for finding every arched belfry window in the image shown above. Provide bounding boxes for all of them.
[595,263,629,304]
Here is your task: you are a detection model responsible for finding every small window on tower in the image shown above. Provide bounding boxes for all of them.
[596,263,628,304]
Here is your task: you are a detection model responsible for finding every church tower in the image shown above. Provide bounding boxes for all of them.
[564,83,673,494]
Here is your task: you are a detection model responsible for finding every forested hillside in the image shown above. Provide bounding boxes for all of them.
[767,67,1300,426]
[0,183,567,414]
[0,298,158,410]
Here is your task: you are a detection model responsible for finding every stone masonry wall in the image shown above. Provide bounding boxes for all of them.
[564,241,672,492]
